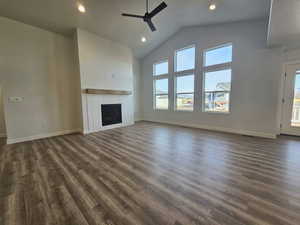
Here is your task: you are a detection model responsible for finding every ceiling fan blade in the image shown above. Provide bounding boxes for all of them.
[122,13,144,18]
[147,20,156,32]
[148,2,167,18]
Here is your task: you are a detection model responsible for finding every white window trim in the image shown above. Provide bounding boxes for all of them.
[202,43,233,114]
[153,59,169,110]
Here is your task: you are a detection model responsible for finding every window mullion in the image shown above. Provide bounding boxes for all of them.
[204,63,231,72]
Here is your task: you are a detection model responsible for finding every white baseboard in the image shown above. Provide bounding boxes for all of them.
[7,129,81,145]
[143,119,277,139]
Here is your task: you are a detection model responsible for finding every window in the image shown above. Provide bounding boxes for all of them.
[153,60,169,110]
[174,45,196,111]
[204,69,231,112]
[154,60,168,76]
[204,45,232,67]
[175,46,195,72]
[292,72,300,127]
[175,75,194,111]
[203,44,232,113]
[154,79,168,110]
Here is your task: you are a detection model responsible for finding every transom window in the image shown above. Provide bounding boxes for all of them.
[153,60,169,110]
[174,45,196,111]
[154,60,168,76]
[204,44,232,67]
[203,43,232,113]
[175,46,195,72]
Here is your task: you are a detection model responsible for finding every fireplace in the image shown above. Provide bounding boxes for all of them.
[101,104,122,126]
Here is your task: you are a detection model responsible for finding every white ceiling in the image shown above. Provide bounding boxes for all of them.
[0,0,271,58]
[268,0,300,50]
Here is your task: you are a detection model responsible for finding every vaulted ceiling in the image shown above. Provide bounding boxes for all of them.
[0,0,271,58]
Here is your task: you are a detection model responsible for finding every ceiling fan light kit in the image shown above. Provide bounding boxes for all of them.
[122,0,167,32]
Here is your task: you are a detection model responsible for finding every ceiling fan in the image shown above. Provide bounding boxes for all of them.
[122,0,167,32]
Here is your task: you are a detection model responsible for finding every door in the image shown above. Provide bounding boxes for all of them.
[281,63,300,136]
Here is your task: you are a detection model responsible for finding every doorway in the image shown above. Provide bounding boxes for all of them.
[281,63,300,136]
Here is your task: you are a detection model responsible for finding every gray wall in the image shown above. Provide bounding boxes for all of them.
[141,20,282,138]
[133,57,143,121]
[0,86,6,136]
[0,17,80,142]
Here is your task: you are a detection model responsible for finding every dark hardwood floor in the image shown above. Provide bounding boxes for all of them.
[0,138,5,147]
[1,122,300,225]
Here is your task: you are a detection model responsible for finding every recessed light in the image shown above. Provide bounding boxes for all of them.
[209,3,216,10]
[78,3,86,13]
[141,37,147,42]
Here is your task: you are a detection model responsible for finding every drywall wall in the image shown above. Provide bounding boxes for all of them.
[0,87,6,137]
[133,57,143,121]
[141,20,283,138]
[0,17,80,143]
[76,29,134,133]
[283,48,300,62]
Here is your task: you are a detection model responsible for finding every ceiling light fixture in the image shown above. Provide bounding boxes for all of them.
[78,3,86,13]
[209,3,216,11]
[141,37,147,43]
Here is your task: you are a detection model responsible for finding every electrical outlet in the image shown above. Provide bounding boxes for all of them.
[8,97,24,103]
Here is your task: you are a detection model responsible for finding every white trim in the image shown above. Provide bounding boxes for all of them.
[143,119,277,139]
[174,69,195,77]
[280,61,300,133]
[7,129,81,145]
[203,62,232,72]
[281,130,300,137]
[267,0,274,46]
[277,63,287,135]
[0,133,6,138]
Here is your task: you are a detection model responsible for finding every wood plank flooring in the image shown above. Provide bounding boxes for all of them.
[1,121,300,225]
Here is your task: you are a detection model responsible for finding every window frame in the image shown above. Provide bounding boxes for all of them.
[153,59,169,110]
[202,43,233,114]
[174,44,196,112]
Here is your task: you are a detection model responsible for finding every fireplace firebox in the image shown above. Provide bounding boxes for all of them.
[101,104,122,126]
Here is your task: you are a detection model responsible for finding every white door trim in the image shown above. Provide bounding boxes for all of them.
[280,61,300,136]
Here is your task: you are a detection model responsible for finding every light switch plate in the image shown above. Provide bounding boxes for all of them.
[8,97,24,103]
